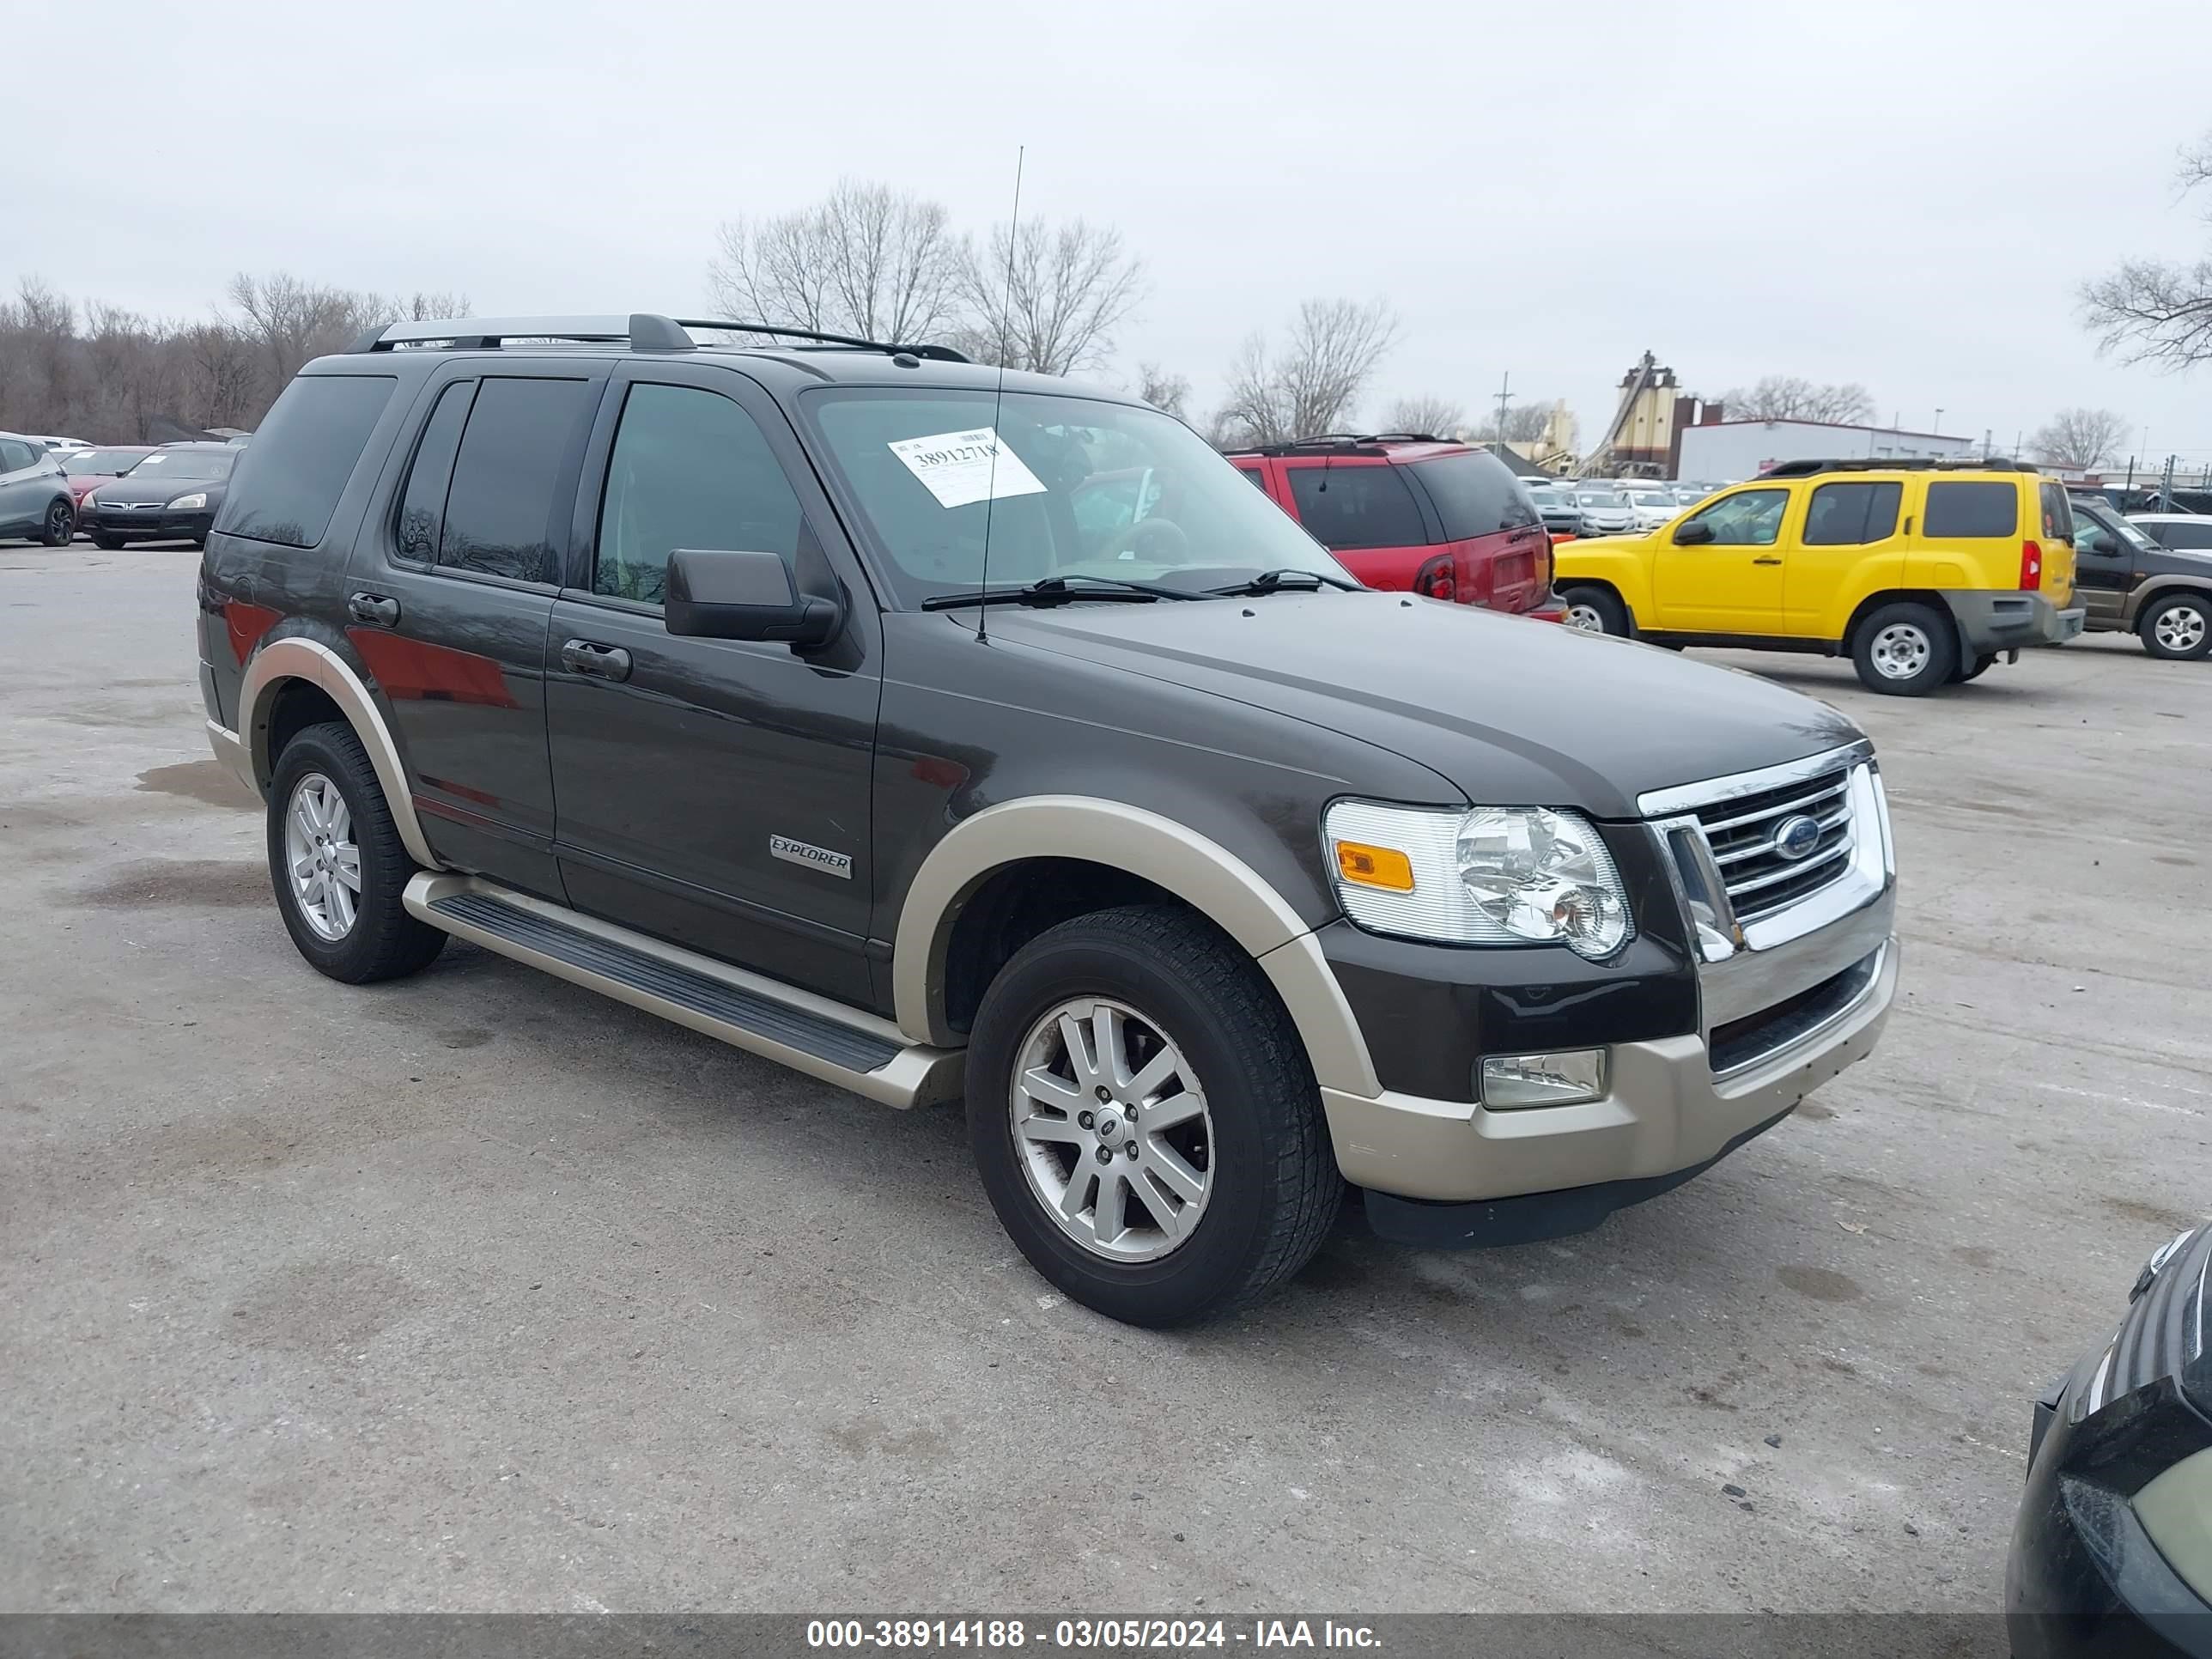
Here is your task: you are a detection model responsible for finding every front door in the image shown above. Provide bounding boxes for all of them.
[545,362,881,1007]
[1651,484,1793,634]
[346,367,605,898]
[2069,511,2139,629]
[0,437,47,536]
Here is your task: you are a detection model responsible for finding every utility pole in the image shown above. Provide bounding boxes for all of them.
[1935,407,1944,434]
[1982,428,1992,459]
[1492,372,1511,459]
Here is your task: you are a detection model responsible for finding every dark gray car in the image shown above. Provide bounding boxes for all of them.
[198,313,1899,1327]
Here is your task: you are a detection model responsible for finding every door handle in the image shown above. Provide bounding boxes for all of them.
[1751,556,1783,566]
[561,639,633,683]
[348,592,401,627]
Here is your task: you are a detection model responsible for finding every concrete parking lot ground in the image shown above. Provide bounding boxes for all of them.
[3,542,2208,1615]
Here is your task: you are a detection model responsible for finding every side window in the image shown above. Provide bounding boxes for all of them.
[594,382,803,605]
[394,381,477,562]
[219,374,395,547]
[1683,487,1789,545]
[1923,481,2018,538]
[0,439,33,473]
[1286,464,1427,549]
[438,377,591,582]
[1234,462,1270,491]
[1802,481,1901,546]
[2166,521,2212,550]
[2039,482,2074,541]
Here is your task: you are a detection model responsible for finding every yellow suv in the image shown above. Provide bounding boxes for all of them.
[1553,460,2084,695]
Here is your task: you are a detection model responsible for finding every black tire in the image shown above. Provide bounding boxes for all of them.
[90,532,126,550]
[966,905,1341,1328]
[1559,583,1631,637]
[1954,652,1996,683]
[267,721,447,983]
[2137,592,2212,661]
[40,498,74,547]
[1850,600,1957,696]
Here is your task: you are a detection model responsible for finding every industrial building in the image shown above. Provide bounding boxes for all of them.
[1674,416,1979,482]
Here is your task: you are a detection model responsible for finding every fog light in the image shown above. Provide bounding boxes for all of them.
[1480,1048,1608,1109]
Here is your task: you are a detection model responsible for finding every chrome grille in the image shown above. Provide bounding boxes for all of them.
[1688,767,1856,923]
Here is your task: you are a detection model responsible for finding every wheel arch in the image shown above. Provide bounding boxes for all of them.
[893,798,1379,1097]
[1840,588,1960,656]
[2124,576,2212,628]
[236,637,441,870]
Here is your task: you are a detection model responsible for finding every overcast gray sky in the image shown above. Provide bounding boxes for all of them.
[16,0,2212,466]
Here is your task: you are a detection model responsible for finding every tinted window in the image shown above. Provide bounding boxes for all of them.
[1683,487,1788,545]
[1287,464,1428,549]
[2163,521,2212,550]
[395,381,477,562]
[1410,452,1537,539]
[220,374,395,547]
[0,440,33,472]
[2039,482,2074,541]
[1235,463,1269,490]
[595,383,804,605]
[1924,481,2018,538]
[438,377,590,581]
[1802,481,1901,545]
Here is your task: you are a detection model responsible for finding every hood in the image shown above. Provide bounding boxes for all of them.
[94,471,228,505]
[987,592,1863,817]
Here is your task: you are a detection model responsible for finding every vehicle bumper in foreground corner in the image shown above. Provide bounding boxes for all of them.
[1328,910,1897,1248]
[1942,588,2086,654]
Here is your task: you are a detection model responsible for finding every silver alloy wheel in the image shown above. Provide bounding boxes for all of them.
[1869,622,1933,680]
[1009,997,1214,1263]
[284,772,361,942]
[1564,602,1607,634]
[2154,603,2208,654]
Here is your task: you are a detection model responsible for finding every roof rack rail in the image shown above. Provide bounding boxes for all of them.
[1759,456,2021,477]
[347,313,969,362]
[1233,431,1455,457]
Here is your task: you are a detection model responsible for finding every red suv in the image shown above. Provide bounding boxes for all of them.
[1227,435,1564,618]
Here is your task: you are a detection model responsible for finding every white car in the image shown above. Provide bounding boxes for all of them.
[1624,488,1678,532]
[30,434,94,454]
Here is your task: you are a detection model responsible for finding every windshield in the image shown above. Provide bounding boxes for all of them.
[1577,490,1627,507]
[2087,507,2159,551]
[65,449,145,476]
[804,388,1351,605]
[1526,489,1564,507]
[134,450,235,483]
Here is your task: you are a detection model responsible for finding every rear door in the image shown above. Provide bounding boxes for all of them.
[544,361,881,1006]
[348,365,605,898]
[1781,478,1905,638]
[1280,459,1433,592]
[1650,483,1793,633]
[1401,450,1549,612]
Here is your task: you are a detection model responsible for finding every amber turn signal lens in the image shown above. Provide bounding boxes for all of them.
[1334,841,1415,892]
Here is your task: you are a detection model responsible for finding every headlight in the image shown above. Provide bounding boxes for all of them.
[2134,1446,2212,1603]
[1323,800,1634,958]
[82,492,100,507]
[167,493,207,510]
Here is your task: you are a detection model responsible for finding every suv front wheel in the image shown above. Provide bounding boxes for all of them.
[966,906,1340,1327]
[267,721,448,983]
[1852,601,1957,696]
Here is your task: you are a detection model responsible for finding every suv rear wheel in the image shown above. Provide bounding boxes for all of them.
[966,906,1340,1328]
[2138,592,2212,661]
[1559,584,1629,636]
[1852,601,1957,696]
[268,721,447,983]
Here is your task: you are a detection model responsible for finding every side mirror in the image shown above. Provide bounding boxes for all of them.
[1673,520,1716,545]
[665,547,842,647]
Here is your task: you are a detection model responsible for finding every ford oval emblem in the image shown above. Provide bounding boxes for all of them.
[1771,814,1823,861]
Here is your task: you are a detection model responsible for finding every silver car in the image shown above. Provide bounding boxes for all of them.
[1572,488,1637,538]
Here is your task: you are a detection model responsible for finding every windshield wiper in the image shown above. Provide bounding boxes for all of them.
[920,574,1205,611]
[1204,568,1363,597]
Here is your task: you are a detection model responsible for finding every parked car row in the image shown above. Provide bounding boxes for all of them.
[0,432,241,550]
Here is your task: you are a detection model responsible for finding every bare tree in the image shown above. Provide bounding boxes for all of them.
[1382,394,1465,437]
[1212,299,1398,447]
[1720,374,1877,424]
[225,271,376,388]
[955,218,1145,374]
[2084,130,2212,370]
[2030,407,2130,471]
[708,180,962,344]
[1469,404,1551,444]
[1133,362,1191,419]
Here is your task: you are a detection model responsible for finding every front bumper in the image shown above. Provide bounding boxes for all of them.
[1942,588,2087,653]
[84,504,214,541]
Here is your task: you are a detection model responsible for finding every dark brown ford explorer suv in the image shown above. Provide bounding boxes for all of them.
[199,313,1899,1327]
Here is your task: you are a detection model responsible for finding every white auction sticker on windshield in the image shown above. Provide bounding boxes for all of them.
[887,427,1047,510]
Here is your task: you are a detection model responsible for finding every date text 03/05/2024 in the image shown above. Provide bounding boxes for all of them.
[805,1619,1382,1650]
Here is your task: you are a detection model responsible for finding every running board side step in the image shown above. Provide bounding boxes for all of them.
[403,873,963,1109]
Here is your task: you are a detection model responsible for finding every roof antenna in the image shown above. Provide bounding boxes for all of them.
[973,145,1024,644]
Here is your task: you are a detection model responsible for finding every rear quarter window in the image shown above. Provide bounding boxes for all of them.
[218,374,397,547]
[1923,481,2019,539]
[1407,451,1539,539]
